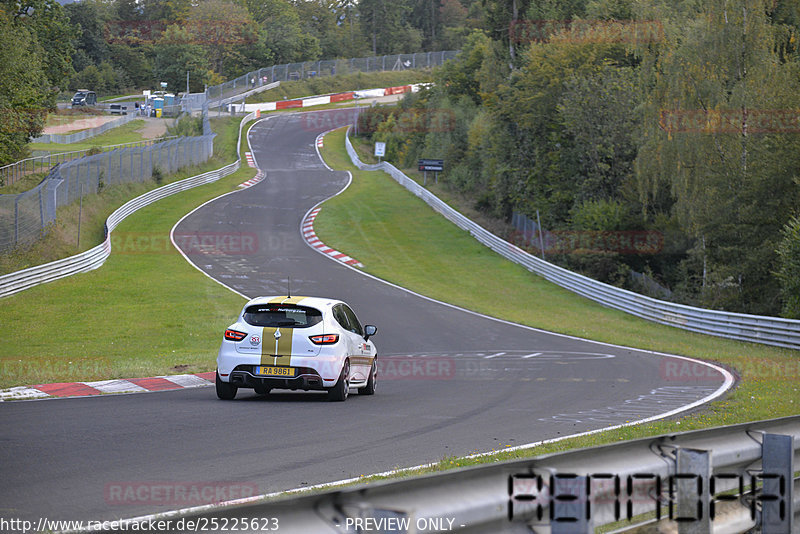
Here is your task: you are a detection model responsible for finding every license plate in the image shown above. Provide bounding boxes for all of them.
[255,366,296,377]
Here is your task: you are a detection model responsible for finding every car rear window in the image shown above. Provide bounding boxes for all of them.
[243,304,322,328]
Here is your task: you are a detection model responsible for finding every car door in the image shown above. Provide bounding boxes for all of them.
[340,304,374,381]
[331,304,364,380]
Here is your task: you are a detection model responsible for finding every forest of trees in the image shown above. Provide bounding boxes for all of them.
[356,0,800,318]
[0,0,480,165]
[1,0,799,318]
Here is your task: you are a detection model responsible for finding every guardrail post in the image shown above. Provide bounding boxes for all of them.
[675,448,711,534]
[761,433,794,534]
[14,196,19,246]
[551,475,590,534]
[39,188,44,233]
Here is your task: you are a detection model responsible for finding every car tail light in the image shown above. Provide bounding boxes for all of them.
[309,334,339,345]
[224,329,247,341]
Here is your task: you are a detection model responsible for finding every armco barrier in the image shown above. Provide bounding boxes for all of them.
[82,416,799,534]
[344,128,800,350]
[0,111,257,299]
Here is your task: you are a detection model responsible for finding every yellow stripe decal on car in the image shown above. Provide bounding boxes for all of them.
[267,296,307,305]
[260,327,294,366]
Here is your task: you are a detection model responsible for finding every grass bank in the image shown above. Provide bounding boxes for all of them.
[315,127,798,456]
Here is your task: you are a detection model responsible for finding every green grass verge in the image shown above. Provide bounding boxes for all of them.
[247,70,432,103]
[0,118,252,387]
[315,127,799,457]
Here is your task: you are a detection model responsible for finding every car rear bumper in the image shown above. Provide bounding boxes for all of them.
[229,366,327,391]
[217,347,342,388]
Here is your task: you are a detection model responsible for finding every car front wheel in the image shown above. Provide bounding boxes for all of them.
[359,358,377,396]
[327,360,350,402]
[216,371,237,400]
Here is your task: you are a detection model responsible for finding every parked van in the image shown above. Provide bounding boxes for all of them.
[71,90,97,107]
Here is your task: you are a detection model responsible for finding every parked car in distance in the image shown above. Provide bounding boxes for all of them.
[216,296,378,401]
[71,90,97,107]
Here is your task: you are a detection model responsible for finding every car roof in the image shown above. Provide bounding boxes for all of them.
[243,296,342,311]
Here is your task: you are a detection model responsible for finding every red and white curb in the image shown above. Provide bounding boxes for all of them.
[0,372,215,402]
[316,136,324,148]
[238,169,265,189]
[303,208,363,268]
[244,152,256,167]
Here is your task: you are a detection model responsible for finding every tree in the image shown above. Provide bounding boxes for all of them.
[357,0,422,55]
[435,30,493,104]
[481,0,532,66]
[2,0,76,90]
[291,0,365,57]
[557,65,640,202]
[776,215,800,318]
[246,0,321,63]
[635,0,800,313]
[188,0,261,78]
[0,10,48,165]
[409,0,442,50]
[153,25,216,93]
[65,1,109,69]
[141,0,192,23]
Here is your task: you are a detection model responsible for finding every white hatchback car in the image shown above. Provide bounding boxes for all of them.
[216,296,377,401]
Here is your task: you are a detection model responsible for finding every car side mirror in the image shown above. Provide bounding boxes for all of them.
[364,325,377,341]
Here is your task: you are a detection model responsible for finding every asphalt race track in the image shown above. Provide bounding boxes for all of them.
[0,110,730,525]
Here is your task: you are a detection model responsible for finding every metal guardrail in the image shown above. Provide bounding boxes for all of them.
[0,111,257,299]
[211,82,281,109]
[81,416,798,533]
[344,129,800,350]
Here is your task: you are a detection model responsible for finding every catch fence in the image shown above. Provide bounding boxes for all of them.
[0,135,214,252]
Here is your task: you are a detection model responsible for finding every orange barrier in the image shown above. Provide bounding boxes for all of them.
[330,92,355,103]
[276,99,303,109]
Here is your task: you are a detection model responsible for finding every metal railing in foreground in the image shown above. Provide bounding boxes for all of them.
[84,416,798,533]
[344,128,800,350]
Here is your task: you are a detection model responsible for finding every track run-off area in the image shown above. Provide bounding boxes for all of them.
[0,110,732,525]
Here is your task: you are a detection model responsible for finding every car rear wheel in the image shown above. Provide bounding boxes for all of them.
[359,358,377,395]
[215,371,237,400]
[327,360,350,402]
